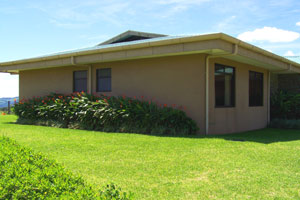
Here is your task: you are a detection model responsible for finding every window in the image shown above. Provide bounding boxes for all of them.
[73,70,87,93]
[97,68,111,92]
[249,71,263,106]
[215,64,235,107]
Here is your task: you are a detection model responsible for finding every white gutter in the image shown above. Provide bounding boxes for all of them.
[205,44,238,135]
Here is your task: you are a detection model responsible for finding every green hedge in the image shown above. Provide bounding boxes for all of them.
[14,93,198,135]
[271,90,300,119]
[269,118,300,129]
[0,137,131,199]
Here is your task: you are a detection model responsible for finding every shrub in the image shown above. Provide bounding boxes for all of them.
[0,137,132,199]
[269,119,300,129]
[14,93,198,135]
[271,90,300,119]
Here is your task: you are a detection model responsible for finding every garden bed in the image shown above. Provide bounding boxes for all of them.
[15,93,198,135]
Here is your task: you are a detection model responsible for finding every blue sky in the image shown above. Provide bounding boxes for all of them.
[1,0,300,97]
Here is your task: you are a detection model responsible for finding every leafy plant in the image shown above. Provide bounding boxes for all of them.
[271,90,300,119]
[0,137,131,199]
[14,92,198,135]
[269,119,300,129]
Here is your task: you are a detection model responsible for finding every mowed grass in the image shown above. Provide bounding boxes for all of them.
[1,115,300,199]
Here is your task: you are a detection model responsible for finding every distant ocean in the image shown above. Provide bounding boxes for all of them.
[0,97,19,108]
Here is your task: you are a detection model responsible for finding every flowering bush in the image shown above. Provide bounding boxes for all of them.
[14,93,198,135]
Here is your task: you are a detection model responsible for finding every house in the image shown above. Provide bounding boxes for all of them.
[1,30,300,135]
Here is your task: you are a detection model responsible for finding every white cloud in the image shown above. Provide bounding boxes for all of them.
[296,21,300,26]
[237,27,300,43]
[284,50,296,56]
[0,73,19,98]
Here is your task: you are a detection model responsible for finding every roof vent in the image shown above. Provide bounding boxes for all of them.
[98,30,167,46]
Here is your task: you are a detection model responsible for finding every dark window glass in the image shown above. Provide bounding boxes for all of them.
[249,71,263,106]
[215,64,235,107]
[73,71,87,93]
[97,68,111,92]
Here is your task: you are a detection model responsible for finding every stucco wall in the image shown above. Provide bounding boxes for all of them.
[19,54,269,134]
[92,54,206,134]
[19,54,206,133]
[19,66,88,98]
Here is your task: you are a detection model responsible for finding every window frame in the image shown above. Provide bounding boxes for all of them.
[249,71,264,107]
[214,63,236,108]
[96,68,112,92]
[73,70,88,93]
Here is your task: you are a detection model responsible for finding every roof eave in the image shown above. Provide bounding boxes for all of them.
[1,32,300,73]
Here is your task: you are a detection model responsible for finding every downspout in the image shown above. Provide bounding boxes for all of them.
[88,65,92,94]
[205,44,238,135]
[71,56,76,65]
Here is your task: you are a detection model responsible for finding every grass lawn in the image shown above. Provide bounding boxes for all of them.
[1,115,300,199]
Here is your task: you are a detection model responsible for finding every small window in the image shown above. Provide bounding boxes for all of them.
[73,70,87,93]
[249,71,263,106]
[97,68,111,92]
[215,64,235,107]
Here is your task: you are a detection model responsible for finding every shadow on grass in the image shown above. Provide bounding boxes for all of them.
[151,128,300,144]
[210,128,300,144]
[4,122,300,144]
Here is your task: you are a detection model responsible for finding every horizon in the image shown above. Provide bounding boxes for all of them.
[1,0,300,97]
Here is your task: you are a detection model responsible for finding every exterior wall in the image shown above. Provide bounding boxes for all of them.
[92,55,206,134]
[20,54,206,133]
[19,54,269,134]
[208,57,269,134]
[19,66,88,99]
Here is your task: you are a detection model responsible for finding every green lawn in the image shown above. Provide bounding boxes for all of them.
[1,115,300,199]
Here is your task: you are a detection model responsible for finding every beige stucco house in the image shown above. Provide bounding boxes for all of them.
[1,30,300,135]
